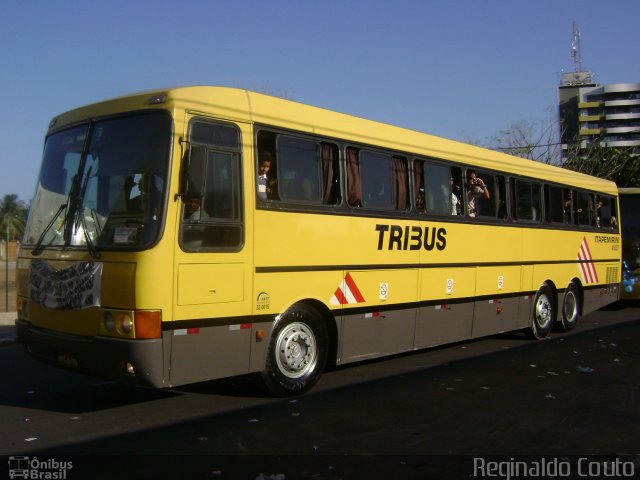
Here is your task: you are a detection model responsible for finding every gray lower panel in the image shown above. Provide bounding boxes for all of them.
[471,296,522,338]
[169,323,251,386]
[340,309,415,364]
[414,302,474,349]
[582,285,620,316]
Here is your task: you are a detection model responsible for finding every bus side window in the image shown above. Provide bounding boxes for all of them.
[596,195,618,229]
[350,150,408,211]
[576,191,592,226]
[423,162,462,215]
[563,189,576,224]
[545,185,565,224]
[476,173,497,218]
[513,179,541,222]
[360,151,393,209]
[277,136,321,203]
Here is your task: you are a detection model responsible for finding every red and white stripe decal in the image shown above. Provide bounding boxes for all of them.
[577,237,599,284]
[330,273,366,305]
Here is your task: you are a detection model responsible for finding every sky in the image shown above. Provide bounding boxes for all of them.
[1,0,639,203]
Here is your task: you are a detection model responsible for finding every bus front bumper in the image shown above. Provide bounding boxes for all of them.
[15,318,166,388]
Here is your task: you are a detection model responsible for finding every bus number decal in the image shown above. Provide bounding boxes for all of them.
[256,292,270,311]
[375,224,446,251]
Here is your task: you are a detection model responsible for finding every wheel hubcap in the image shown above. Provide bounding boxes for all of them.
[535,294,552,329]
[275,322,317,379]
[564,291,577,323]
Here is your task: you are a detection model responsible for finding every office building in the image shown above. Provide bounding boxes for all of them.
[558,79,640,158]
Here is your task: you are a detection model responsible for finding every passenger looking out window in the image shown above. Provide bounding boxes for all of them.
[184,196,201,220]
[466,170,490,217]
[257,152,277,201]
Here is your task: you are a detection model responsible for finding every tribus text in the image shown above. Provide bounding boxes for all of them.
[376,224,447,251]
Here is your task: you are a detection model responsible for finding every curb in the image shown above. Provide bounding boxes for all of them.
[0,311,17,346]
[0,311,17,326]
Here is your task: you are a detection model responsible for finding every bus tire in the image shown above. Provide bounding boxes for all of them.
[559,282,581,332]
[528,284,555,339]
[261,304,328,396]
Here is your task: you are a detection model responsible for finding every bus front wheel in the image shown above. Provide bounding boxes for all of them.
[261,304,328,396]
[529,284,555,339]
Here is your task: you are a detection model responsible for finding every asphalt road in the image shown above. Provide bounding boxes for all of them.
[1,303,639,479]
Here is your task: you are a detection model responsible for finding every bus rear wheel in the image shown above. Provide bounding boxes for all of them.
[261,304,328,396]
[528,284,555,339]
[559,282,581,332]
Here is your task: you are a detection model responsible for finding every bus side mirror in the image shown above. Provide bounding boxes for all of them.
[186,145,206,197]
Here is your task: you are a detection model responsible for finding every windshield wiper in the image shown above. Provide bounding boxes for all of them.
[31,166,100,259]
[31,168,79,256]
[31,203,67,256]
[73,166,100,259]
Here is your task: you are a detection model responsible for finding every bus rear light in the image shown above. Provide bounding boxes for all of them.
[134,310,162,339]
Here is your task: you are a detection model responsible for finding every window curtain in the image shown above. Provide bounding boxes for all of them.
[346,147,362,207]
[321,143,336,204]
[413,160,424,212]
[393,156,408,210]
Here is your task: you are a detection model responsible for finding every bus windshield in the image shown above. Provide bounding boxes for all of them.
[24,112,171,251]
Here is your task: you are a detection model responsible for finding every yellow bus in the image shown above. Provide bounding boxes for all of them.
[619,188,640,299]
[15,87,621,395]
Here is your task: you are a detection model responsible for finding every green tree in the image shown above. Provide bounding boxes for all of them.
[0,194,29,241]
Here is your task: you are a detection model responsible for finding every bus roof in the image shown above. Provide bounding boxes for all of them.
[619,187,640,195]
[49,85,618,196]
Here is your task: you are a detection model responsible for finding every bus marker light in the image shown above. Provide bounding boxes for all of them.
[147,94,167,105]
[134,311,162,339]
[256,330,265,341]
[187,327,200,335]
[125,362,135,374]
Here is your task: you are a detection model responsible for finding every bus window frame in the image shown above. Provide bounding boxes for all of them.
[179,118,244,253]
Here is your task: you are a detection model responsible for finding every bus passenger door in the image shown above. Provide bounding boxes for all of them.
[170,118,254,386]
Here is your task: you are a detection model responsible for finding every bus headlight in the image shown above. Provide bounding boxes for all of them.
[104,312,116,332]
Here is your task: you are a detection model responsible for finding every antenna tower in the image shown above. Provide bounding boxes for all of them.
[561,20,593,86]
[570,20,583,73]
